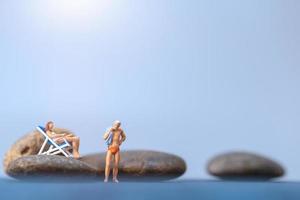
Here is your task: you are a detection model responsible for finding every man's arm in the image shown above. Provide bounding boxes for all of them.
[103,128,111,140]
[120,129,126,144]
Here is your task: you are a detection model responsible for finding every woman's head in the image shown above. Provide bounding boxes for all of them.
[112,120,121,130]
[45,121,54,131]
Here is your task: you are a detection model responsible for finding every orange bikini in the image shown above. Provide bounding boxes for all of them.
[108,146,120,155]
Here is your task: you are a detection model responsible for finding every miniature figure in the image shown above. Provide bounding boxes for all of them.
[103,120,126,183]
[45,121,81,159]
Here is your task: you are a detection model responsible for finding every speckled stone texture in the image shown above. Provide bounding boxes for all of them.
[207,152,284,180]
[80,150,186,181]
[6,155,98,180]
[3,127,73,172]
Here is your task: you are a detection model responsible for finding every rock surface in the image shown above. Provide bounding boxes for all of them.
[207,152,285,180]
[6,155,97,180]
[3,128,73,172]
[80,150,186,180]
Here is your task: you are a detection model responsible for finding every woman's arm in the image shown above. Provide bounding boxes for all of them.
[55,133,66,137]
[46,131,65,139]
[46,131,53,138]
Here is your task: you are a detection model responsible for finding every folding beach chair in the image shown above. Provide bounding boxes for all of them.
[37,126,73,157]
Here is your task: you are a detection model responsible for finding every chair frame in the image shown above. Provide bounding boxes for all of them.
[36,126,73,157]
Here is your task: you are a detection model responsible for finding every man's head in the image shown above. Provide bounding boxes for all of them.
[112,120,121,130]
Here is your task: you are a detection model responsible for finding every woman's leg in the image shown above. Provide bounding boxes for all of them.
[113,151,120,182]
[65,136,80,158]
[105,150,112,182]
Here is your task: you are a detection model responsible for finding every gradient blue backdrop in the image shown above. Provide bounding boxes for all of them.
[0,0,299,180]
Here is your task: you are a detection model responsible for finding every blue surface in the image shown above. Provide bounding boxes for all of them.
[0,179,299,200]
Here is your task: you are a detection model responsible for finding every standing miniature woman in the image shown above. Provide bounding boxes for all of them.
[45,121,81,159]
[103,120,126,183]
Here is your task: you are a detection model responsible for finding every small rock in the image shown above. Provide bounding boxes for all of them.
[207,151,285,180]
[6,155,98,180]
[3,128,74,172]
[80,150,186,181]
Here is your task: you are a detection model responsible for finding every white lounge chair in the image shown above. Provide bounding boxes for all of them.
[37,126,73,157]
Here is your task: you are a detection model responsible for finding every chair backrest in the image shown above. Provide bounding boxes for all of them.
[36,126,56,145]
[36,126,71,148]
[38,126,46,133]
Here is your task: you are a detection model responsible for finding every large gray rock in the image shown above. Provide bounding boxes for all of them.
[80,150,186,181]
[3,128,73,172]
[207,152,285,180]
[6,155,98,180]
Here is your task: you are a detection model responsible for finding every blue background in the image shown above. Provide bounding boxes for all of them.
[0,0,299,180]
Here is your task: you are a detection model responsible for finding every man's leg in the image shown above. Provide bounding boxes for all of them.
[113,151,120,183]
[104,150,112,182]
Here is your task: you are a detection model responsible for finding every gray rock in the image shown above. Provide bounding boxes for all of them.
[6,155,98,180]
[207,152,285,180]
[80,150,186,181]
[3,128,74,172]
